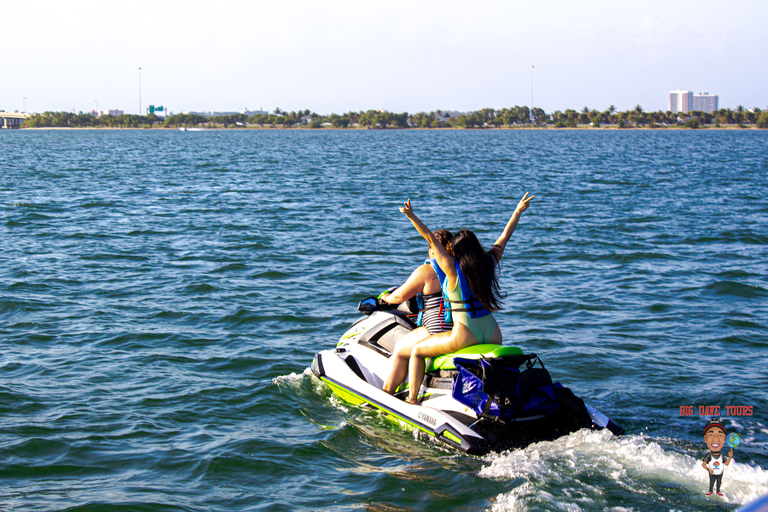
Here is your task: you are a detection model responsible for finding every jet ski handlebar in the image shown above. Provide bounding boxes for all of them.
[357,296,418,316]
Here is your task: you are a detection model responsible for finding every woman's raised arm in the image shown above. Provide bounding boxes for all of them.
[400,199,455,278]
[400,199,437,247]
[492,192,534,256]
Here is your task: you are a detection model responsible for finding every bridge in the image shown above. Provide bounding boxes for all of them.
[1,111,29,129]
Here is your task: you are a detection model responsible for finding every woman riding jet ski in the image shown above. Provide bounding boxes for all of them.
[384,195,530,405]
[312,195,623,454]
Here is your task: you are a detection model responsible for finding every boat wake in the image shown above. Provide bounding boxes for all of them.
[482,429,768,511]
[276,369,768,510]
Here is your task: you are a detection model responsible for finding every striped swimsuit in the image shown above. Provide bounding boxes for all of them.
[420,292,453,335]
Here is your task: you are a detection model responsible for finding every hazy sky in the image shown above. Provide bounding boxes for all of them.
[2,0,766,115]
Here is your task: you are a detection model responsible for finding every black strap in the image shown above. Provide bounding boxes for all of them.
[480,357,503,421]
[445,296,485,314]
[482,395,494,419]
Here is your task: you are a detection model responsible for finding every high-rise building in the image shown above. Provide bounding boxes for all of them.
[692,93,718,113]
[669,90,719,113]
[669,90,693,113]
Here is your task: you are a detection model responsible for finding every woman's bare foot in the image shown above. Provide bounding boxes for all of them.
[405,396,420,405]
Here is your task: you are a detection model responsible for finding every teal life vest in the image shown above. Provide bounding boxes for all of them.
[443,260,492,319]
[427,258,448,287]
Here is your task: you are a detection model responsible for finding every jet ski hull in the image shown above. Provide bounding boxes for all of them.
[312,308,623,455]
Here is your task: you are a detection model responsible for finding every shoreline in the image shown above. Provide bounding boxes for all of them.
[16,124,764,131]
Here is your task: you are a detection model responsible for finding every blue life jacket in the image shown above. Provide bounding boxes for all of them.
[426,258,448,287]
[443,260,492,319]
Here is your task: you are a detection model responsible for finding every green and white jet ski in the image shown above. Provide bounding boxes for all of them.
[311,297,624,455]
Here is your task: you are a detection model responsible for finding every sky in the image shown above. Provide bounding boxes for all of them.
[2,0,766,116]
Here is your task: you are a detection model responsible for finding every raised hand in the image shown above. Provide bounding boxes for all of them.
[516,192,534,213]
[400,198,414,217]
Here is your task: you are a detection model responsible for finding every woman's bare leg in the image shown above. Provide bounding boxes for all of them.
[406,323,478,403]
[382,326,430,394]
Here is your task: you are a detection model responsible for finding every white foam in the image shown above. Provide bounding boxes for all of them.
[328,393,350,413]
[481,429,768,511]
[272,366,313,387]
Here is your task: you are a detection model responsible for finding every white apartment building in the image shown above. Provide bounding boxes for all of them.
[669,90,719,113]
[692,93,718,113]
[669,90,693,113]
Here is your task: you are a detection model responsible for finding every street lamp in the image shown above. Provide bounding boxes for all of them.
[530,65,535,124]
[139,67,142,116]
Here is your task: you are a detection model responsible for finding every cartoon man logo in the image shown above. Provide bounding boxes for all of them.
[701,418,734,497]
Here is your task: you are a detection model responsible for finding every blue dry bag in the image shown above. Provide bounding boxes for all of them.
[451,354,559,421]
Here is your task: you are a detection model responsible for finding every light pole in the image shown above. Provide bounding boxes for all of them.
[530,65,535,124]
[23,96,27,113]
[138,67,142,116]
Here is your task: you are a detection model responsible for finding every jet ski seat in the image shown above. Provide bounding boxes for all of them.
[426,344,524,373]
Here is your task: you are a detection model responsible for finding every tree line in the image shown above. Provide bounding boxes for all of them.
[22,105,768,129]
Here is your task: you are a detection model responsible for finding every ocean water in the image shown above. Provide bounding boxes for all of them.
[1,128,767,512]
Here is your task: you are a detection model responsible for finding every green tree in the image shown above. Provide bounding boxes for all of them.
[329,114,349,128]
[412,112,435,128]
[361,111,374,127]
[757,111,768,129]
[249,114,268,126]
[391,112,409,128]
[685,118,700,129]
[373,111,391,128]
[455,114,475,128]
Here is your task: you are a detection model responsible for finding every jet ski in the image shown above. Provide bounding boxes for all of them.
[311,297,624,455]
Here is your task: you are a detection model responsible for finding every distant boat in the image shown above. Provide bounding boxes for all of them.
[179,127,203,132]
[179,127,187,131]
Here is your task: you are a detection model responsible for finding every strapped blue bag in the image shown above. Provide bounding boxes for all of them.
[451,354,559,422]
[453,360,501,417]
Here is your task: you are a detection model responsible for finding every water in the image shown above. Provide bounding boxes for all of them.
[1,129,767,511]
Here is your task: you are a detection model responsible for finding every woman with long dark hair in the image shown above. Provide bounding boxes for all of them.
[389,193,533,404]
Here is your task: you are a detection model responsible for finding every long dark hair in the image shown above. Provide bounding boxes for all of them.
[451,229,503,311]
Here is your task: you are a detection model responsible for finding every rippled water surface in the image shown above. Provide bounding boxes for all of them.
[2,129,767,511]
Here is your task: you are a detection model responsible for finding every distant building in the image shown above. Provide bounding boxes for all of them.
[669,90,719,113]
[188,108,268,118]
[692,93,718,113]
[96,109,124,117]
[242,108,268,117]
[435,110,465,123]
[669,90,693,113]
